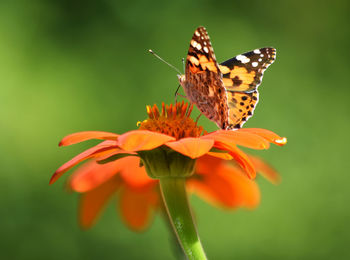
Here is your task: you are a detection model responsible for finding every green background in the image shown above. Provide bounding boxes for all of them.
[1,0,349,259]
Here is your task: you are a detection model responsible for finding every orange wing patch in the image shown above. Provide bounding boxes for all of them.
[220,47,276,94]
[219,65,256,91]
[197,55,218,72]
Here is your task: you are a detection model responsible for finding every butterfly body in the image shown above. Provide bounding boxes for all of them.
[178,27,276,129]
[178,71,228,128]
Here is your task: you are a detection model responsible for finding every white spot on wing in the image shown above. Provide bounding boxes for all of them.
[191,40,198,48]
[252,62,258,67]
[253,49,261,54]
[195,31,200,37]
[260,54,264,57]
[203,46,209,53]
[236,54,250,64]
[258,58,262,62]
[196,44,202,50]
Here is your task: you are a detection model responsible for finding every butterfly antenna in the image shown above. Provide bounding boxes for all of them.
[182,57,185,73]
[149,49,182,75]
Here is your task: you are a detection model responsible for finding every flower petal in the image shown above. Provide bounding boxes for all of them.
[207,151,233,160]
[79,175,121,229]
[117,130,175,152]
[165,138,214,159]
[119,156,156,188]
[214,142,256,179]
[50,140,118,185]
[203,130,270,150]
[119,185,158,231]
[59,131,119,146]
[239,128,287,146]
[70,158,122,192]
[249,155,281,184]
[195,155,224,175]
[189,157,260,209]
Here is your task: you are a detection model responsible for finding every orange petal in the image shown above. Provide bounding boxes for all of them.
[119,156,156,188]
[70,158,123,192]
[239,128,287,146]
[249,155,281,184]
[50,140,118,185]
[117,130,175,152]
[214,142,256,179]
[119,185,159,231]
[189,161,260,209]
[203,130,270,150]
[207,151,233,160]
[79,175,121,229]
[165,138,214,159]
[195,154,225,175]
[59,131,119,146]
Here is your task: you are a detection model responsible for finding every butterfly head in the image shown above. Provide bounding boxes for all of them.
[177,74,186,87]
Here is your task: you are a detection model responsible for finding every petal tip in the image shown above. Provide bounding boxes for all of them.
[49,175,56,185]
[275,137,287,146]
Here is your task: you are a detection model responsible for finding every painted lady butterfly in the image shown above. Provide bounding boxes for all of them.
[178,26,276,129]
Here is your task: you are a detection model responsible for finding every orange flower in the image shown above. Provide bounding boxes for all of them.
[51,102,286,231]
[67,153,278,230]
[51,102,286,185]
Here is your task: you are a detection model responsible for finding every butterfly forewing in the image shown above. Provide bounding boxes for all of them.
[219,48,276,92]
[182,27,229,129]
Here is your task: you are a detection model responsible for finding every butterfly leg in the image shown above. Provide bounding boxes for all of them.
[195,113,202,125]
[174,85,186,103]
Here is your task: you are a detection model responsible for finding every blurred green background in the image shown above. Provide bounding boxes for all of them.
[1,0,349,259]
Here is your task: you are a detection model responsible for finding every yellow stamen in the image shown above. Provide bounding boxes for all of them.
[146,105,153,119]
[138,102,206,140]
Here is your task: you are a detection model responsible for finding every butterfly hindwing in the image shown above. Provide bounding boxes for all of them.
[226,91,259,129]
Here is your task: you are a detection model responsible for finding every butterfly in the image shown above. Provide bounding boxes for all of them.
[178,26,276,129]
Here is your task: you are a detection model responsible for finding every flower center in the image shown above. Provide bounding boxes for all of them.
[138,102,206,140]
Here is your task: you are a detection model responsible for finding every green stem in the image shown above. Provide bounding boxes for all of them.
[159,178,207,260]
[159,196,187,260]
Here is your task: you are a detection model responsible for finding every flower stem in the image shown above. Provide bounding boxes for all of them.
[159,178,207,260]
[159,197,187,260]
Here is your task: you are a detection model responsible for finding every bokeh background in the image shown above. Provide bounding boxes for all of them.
[1,0,349,259]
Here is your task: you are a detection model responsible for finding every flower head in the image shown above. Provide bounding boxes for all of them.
[51,101,286,231]
[51,102,286,184]
[51,101,287,260]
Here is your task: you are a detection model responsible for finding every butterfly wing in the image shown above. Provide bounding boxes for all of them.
[182,27,229,129]
[219,48,276,92]
[219,48,276,129]
[181,28,276,130]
